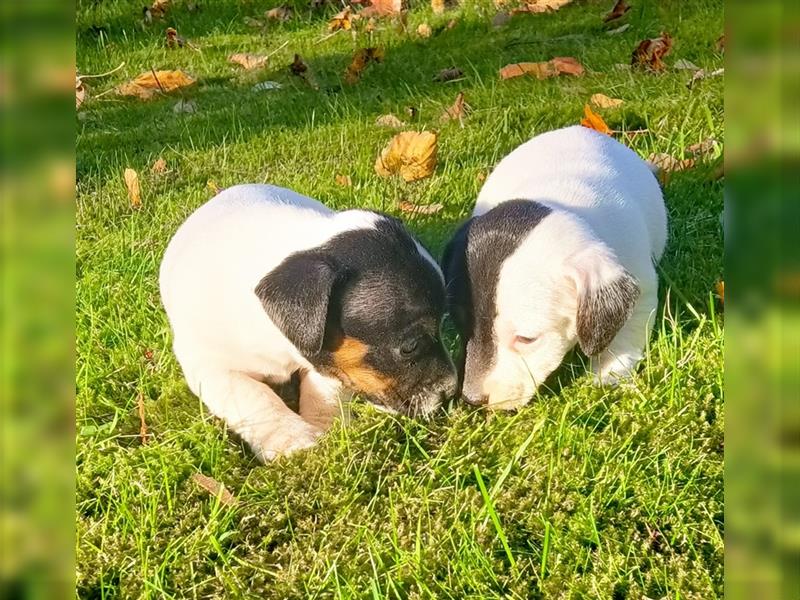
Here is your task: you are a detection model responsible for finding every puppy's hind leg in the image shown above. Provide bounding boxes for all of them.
[593,284,658,386]
[299,370,352,431]
[189,367,323,462]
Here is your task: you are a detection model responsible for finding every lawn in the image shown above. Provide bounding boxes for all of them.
[76,0,724,597]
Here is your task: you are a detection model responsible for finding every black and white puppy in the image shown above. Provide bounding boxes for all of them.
[160,184,457,461]
[443,126,667,409]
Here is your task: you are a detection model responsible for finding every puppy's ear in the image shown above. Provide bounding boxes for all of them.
[255,251,337,355]
[570,246,640,356]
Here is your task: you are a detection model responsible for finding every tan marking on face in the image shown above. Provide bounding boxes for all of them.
[332,337,394,396]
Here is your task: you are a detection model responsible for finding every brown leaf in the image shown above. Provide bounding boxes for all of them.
[290,54,308,76]
[715,280,724,305]
[687,67,723,89]
[647,152,695,173]
[228,53,269,70]
[266,6,293,21]
[590,93,623,108]
[137,392,148,444]
[685,138,719,160]
[432,0,445,14]
[440,91,470,124]
[510,0,572,14]
[499,56,583,80]
[328,7,358,31]
[192,473,238,507]
[124,168,142,208]
[446,18,458,29]
[716,34,725,52]
[398,199,444,215]
[492,12,511,27]
[361,0,403,17]
[603,0,630,23]
[376,113,406,127]
[345,47,384,84]
[117,70,196,99]
[631,32,673,72]
[76,77,86,109]
[580,104,612,135]
[435,67,464,82]
[417,22,432,37]
[151,0,169,18]
[375,131,438,182]
[335,174,352,186]
[151,157,168,174]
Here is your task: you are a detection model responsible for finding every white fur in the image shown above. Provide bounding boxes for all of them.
[160,184,402,461]
[473,126,667,408]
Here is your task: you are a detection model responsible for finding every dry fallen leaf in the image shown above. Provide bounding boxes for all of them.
[117,70,196,99]
[192,473,238,507]
[137,392,148,444]
[245,16,265,28]
[151,0,169,18]
[647,152,695,173]
[328,7,358,31]
[715,280,724,305]
[335,174,352,186]
[432,0,445,14]
[590,93,623,108]
[361,0,403,17]
[500,56,583,80]
[673,58,700,71]
[631,32,673,72]
[290,54,308,76]
[603,0,630,23]
[376,114,406,127]
[440,91,470,124]
[151,157,168,174]
[228,53,269,70]
[266,6,293,21]
[687,67,723,89]
[510,0,572,14]
[417,22,432,37]
[446,18,458,29]
[580,104,612,135]
[345,47,384,84]
[76,77,86,109]
[716,34,725,52]
[398,199,444,215]
[606,23,630,34]
[207,180,222,195]
[435,67,464,82]
[124,168,141,208]
[686,138,719,160]
[375,131,438,182]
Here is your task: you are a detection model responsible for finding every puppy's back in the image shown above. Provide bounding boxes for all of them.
[475,126,666,261]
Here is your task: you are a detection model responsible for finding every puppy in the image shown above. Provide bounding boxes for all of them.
[443,126,667,409]
[160,184,457,460]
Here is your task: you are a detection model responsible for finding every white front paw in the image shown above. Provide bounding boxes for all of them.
[249,421,323,462]
[592,353,639,386]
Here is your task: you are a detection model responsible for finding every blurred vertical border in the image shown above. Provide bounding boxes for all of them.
[726,1,800,599]
[1,0,75,597]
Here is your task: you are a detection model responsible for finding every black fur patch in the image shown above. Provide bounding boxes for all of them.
[442,200,551,402]
[576,271,639,356]
[256,214,457,413]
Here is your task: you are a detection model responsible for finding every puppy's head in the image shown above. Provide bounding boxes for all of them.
[256,213,457,417]
[442,200,639,410]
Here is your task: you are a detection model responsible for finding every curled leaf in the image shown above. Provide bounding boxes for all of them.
[376,114,406,127]
[715,280,724,305]
[124,168,141,208]
[117,70,196,99]
[631,32,673,72]
[440,91,470,124]
[229,53,269,70]
[579,104,612,135]
[590,93,623,108]
[76,77,86,109]
[375,131,438,182]
[603,0,630,23]
[398,199,444,215]
[500,56,583,80]
[328,7,358,31]
[192,473,238,507]
[345,47,384,84]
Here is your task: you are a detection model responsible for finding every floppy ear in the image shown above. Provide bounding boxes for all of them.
[255,251,338,355]
[570,246,640,356]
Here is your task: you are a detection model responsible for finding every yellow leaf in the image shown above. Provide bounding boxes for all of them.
[715,280,724,305]
[590,93,624,108]
[76,77,86,109]
[361,0,403,17]
[228,53,269,70]
[328,7,358,31]
[417,22,432,38]
[432,0,445,14]
[344,47,384,84]
[151,157,168,174]
[124,168,141,208]
[398,199,444,215]
[500,57,583,80]
[117,70,195,99]
[207,180,221,195]
[510,0,572,14]
[335,174,352,186]
[580,104,612,135]
[375,131,438,182]
[376,114,406,127]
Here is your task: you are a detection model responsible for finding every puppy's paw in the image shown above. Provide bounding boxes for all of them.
[592,352,640,387]
[250,421,323,462]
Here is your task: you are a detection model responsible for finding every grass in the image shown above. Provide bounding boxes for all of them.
[76,0,724,597]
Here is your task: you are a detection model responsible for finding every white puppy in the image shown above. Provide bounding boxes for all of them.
[442,126,667,409]
[161,184,457,461]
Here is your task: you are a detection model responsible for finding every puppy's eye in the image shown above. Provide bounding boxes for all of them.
[400,339,419,357]
[514,335,538,345]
